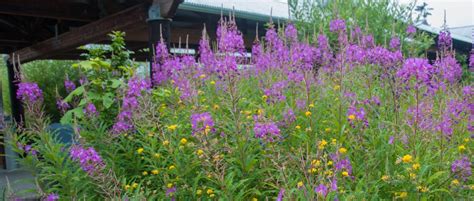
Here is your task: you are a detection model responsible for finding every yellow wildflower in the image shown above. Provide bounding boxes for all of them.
[310,168,317,174]
[154,153,161,158]
[327,161,333,166]
[151,169,159,175]
[409,173,416,179]
[342,171,349,177]
[297,181,304,188]
[180,138,188,145]
[142,171,148,176]
[401,154,413,163]
[210,80,216,85]
[325,128,332,133]
[209,194,215,198]
[213,104,219,110]
[295,125,301,130]
[417,186,429,193]
[339,147,347,154]
[451,179,460,185]
[334,85,340,90]
[162,140,170,146]
[398,192,407,198]
[168,165,175,170]
[331,138,337,145]
[381,175,390,181]
[412,163,420,170]
[311,160,321,166]
[305,111,312,117]
[309,103,314,108]
[318,140,328,150]
[124,185,130,190]
[458,145,466,152]
[196,149,204,156]
[348,114,356,120]
[136,148,144,154]
[196,189,202,195]
[167,124,178,131]
[199,74,206,79]
[262,95,268,100]
[132,182,138,188]
[167,183,173,188]
[207,189,214,194]
[252,198,258,201]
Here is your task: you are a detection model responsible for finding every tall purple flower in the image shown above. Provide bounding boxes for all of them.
[84,103,98,117]
[396,58,437,90]
[406,25,416,35]
[438,30,452,49]
[285,23,298,43]
[17,82,43,104]
[434,55,462,84]
[329,19,346,32]
[190,112,215,134]
[64,76,76,93]
[451,156,471,181]
[469,52,474,68]
[70,145,105,175]
[277,188,285,201]
[264,81,288,104]
[315,184,328,197]
[253,122,281,142]
[45,193,59,201]
[389,36,400,50]
[56,99,70,113]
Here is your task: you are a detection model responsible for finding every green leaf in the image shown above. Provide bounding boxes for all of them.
[63,86,85,102]
[103,93,114,108]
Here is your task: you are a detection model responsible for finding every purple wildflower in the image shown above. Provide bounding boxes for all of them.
[277,188,285,201]
[329,19,346,32]
[406,25,416,35]
[389,37,400,50]
[64,77,76,93]
[56,99,70,113]
[17,82,43,104]
[388,136,395,144]
[264,81,288,103]
[285,23,298,43]
[70,145,105,175]
[469,52,474,68]
[253,122,281,142]
[315,184,328,197]
[438,30,452,49]
[84,103,98,117]
[451,156,471,181]
[190,112,215,134]
[396,58,437,90]
[434,55,462,84]
[45,193,59,201]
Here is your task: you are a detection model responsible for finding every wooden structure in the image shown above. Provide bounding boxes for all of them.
[0,0,282,169]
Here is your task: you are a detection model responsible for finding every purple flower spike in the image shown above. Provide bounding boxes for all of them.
[191,112,215,134]
[45,193,59,201]
[17,82,43,104]
[315,184,328,197]
[70,145,105,176]
[253,122,281,142]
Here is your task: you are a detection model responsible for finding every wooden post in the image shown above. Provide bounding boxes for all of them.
[5,56,24,126]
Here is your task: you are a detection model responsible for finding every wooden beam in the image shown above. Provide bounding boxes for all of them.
[10,3,148,63]
[0,0,98,22]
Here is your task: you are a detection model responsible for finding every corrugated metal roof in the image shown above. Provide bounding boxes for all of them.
[416,24,472,44]
[181,0,289,21]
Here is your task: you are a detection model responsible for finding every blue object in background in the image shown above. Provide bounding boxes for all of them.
[46,123,74,145]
